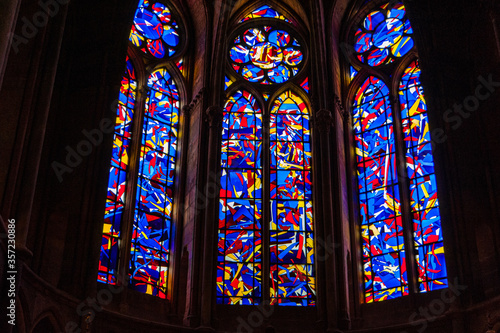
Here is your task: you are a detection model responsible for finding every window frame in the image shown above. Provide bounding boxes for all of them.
[216,2,318,308]
[97,0,190,306]
[341,0,450,310]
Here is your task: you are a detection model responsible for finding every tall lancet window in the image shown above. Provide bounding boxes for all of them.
[98,0,186,299]
[346,1,448,303]
[217,4,315,307]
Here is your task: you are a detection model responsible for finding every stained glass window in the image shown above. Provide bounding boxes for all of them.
[219,5,314,306]
[129,69,179,298]
[176,59,184,75]
[99,0,183,300]
[350,66,359,81]
[217,90,263,305]
[225,76,237,91]
[240,5,291,23]
[354,77,407,302]
[270,92,315,306]
[353,2,414,67]
[98,57,136,285]
[400,60,447,292]
[348,1,448,303]
[300,77,309,93]
[229,27,304,85]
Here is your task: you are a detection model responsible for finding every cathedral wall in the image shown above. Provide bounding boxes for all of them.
[1,0,500,332]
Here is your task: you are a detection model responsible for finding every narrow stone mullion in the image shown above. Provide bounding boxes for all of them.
[315,109,338,331]
[199,105,223,330]
[119,85,148,300]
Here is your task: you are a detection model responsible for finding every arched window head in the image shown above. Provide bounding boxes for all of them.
[354,76,405,301]
[218,90,263,305]
[98,0,185,300]
[353,1,414,67]
[346,1,448,303]
[218,4,315,307]
[130,0,182,58]
[228,4,306,86]
[269,91,314,306]
[240,5,291,23]
[229,27,304,85]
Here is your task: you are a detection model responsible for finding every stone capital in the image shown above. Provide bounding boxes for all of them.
[205,105,224,128]
[315,109,334,134]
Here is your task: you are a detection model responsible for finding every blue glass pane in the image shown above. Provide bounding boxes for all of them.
[130,0,181,58]
[353,2,414,67]
[230,27,304,85]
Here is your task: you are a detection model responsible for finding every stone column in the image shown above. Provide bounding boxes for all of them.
[315,109,339,332]
[199,105,223,331]
[333,97,351,331]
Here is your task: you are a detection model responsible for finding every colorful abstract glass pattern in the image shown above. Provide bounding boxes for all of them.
[399,60,448,292]
[353,76,408,303]
[130,0,181,58]
[176,58,184,76]
[240,5,291,23]
[270,91,315,306]
[229,27,304,85]
[300,77,309,94]
[217,90,263,305]
[128,68,180,299]
[353,2,414,67]
[99,58,136,285]
[350,66,359,81]
[225,76,235,91]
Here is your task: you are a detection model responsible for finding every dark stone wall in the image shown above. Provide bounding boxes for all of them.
[0,0,499,332]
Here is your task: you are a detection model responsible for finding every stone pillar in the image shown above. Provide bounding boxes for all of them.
[199,105,223,331]
[315,109,339,332]
[333,97,351,331]
[0,0,21,88]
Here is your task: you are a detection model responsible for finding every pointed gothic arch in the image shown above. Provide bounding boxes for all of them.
[97,0,190,302]
[341,0,449,305]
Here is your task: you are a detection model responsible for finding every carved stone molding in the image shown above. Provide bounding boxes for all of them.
[315,109,334,134]
[205,105,224,128]
[180,88,206,118]
[189,87,206,110]
[334,94,348,121]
